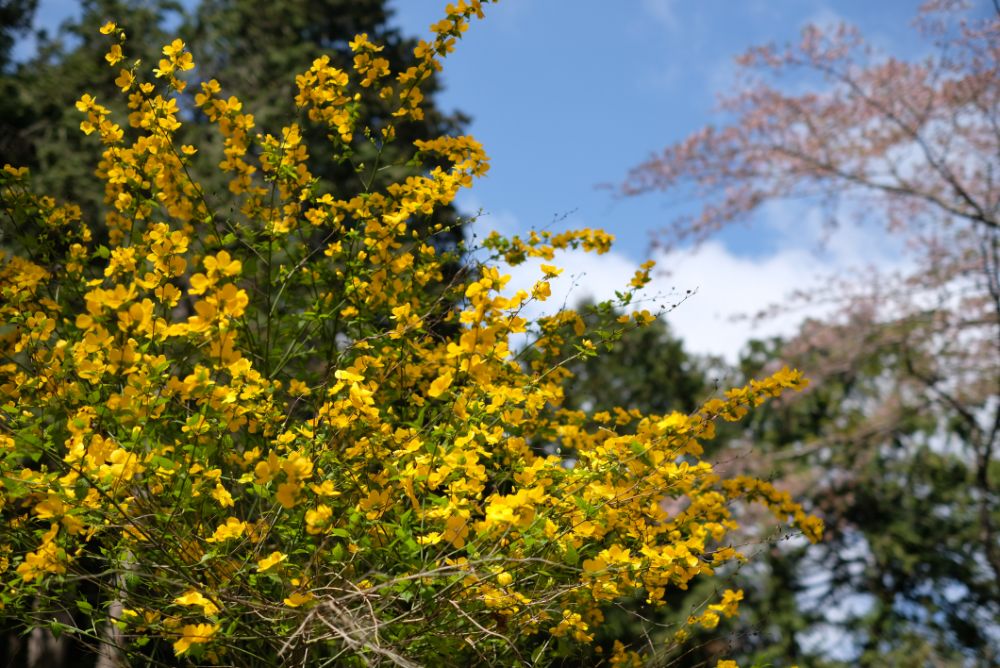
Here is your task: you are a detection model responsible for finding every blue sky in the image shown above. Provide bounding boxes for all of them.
[21,0,931,360]
[390,0,926,258]
[388,1,929,360]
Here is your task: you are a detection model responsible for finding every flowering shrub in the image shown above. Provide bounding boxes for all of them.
[0,2,821,665]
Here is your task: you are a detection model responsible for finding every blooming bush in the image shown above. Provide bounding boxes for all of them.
[0,2,821,665]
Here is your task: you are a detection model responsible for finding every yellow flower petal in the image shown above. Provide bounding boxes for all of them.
[256,551,287,572]
[427,370,453,398]
[283,591,314,607]
[172,623,217,656]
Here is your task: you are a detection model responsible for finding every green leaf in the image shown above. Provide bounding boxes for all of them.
[564,543,579,566]
[531,642,549,664]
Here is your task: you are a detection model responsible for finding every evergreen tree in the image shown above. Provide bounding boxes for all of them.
[3,0,468,252]
[1,0,38,174]
[2,1,182,229]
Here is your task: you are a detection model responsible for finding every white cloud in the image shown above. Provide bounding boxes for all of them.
[467,199,910,364]
[458,196,522,240]
[758,199,906,267]
[640,0,679,31]
[654,242,837,359]
[486,242,827,363]
[803,6,848,33]
[500,249,640,319]
[706,56,740,99]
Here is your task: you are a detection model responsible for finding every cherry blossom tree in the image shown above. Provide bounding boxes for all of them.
[620,2,999,663]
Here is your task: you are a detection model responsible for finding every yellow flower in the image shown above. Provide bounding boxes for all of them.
[34,495,65,520]
[632,309,655,325]
[162,38,185,58]
[256,551,287,572]
[203,250,242,278]
[99,21,117,35]
[75,94,96,112]
[417,531,443,545]
[114,68,133,92]
[657,412,690,433]
[210,483,234,508]
[189,273,213,295]
[205,517,248,543]
[531,280,551,300]
[305,504,333,534]
[288,379,311,396]
[349,32,383,53]
[276,482,300,509]
[550,609,593,643]
[172,623,217,656]
[309,480,341,497]
[427,370,453,398]
[283,591,314,607]
[173,590,219,616]
[709,589,744,618]
[14,526,65,582]
[105,44,124,66]
[334,368,364,383]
